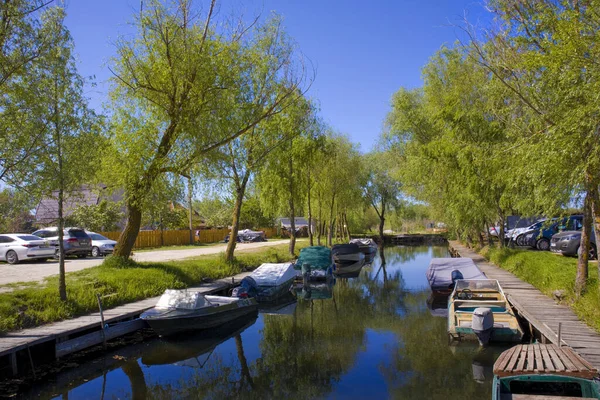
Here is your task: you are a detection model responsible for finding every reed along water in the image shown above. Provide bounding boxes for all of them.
[26,246,508,399]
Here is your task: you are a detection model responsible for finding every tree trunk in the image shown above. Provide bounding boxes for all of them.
[226,182,247,263]
[378,204,385,245]
[288,146,296,256]
[497,208,506,247]
[477,229,485,248]
[317,192,322,246]
[327,193,336,247]
[235,334,255,389]
[588,176,600,287]
[307,169,314,246]
[113,201,143,258]
[188,176,193,244]
[576,189,592,296]
[57,185,66,301]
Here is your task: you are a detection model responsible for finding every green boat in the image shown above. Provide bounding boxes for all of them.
[294,246,334,281]
[493,344,600,399]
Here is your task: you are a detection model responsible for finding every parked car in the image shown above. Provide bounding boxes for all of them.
[551,228,597,259]
[0,234,55,264]
[86,231,117,257]
[31,227,92,258]
[522,215,583,251]
[514,219,550,246]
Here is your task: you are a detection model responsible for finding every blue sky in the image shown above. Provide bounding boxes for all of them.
[64,0,491,152]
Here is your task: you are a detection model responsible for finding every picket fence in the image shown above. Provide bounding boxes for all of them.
[100,227,279,249]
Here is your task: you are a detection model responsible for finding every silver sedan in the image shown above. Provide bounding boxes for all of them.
[0,234,55,264]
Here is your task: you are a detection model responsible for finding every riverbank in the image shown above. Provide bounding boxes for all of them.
[480,246,600,332]
[0,241,306,334]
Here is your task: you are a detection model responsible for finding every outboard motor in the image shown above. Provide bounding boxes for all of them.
[449,270,464,289]
[232,276,257,298]
[472,307,494,346]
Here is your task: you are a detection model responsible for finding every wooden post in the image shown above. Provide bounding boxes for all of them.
[558,322,562,347]
[96,294,107,348]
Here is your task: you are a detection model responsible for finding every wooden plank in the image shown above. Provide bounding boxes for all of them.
[533,344,543,372]
[516,346,528,372]
[540,346,556,372]
[495,346,516,372]
[526,345,535,371]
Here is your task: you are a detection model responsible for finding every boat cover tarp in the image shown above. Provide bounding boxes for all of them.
[294,246,332,271]
[332,243,361,256]
[249,263,297,287]
[156,290,212,310]
[350,238,376,247]
[426,258,486,291]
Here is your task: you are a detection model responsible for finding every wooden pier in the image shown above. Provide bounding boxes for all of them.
[0,272,251,377]
[450,241,600,369]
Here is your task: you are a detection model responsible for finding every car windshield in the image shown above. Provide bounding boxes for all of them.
[17,235,43,241]
[89,234,108,240]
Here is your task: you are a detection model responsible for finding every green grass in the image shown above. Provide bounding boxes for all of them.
[133,237,286,252]
[0,242,306,335]
[480,246,600,332]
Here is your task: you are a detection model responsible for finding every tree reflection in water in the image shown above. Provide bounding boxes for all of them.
[28,246,503,400]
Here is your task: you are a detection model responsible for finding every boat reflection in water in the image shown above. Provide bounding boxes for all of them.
[292,279,335,300]
[141,312,258,367]
[427,292,449,318]
[257,292,297,315]
[448,342,501,384]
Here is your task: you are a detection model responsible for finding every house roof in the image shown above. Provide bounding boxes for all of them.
[35,185,121,225]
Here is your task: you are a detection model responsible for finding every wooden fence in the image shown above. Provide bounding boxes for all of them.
[100,227,279,249]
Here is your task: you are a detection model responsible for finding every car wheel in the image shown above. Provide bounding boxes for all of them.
[91,247,101,257]
[54,248,61,259]
[590,245,597,260]
[6,250,19,264]
[536,238,550,251]
[516,234,525,247]
[77,254,87,259]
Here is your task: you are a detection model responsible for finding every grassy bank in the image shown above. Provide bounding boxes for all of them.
[480,246,600,332]
[0,241,306,334]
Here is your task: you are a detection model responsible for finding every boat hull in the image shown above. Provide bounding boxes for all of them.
[253,277,296,302]
[143,299,258,336]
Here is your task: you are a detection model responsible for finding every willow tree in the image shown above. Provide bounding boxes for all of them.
[465,0,600,292]
[0,0,60,184]
[363,148,402,244]
[34,6,102,301]
[106,0,304,259]
[255,97,316,255]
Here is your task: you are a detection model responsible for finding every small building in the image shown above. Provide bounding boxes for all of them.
[35,185,125,228]
[278,217,315,237]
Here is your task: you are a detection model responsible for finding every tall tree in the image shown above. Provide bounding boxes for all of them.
[35,6,102,301]
[0,0,59,184]
[363,149,402,244]
[107,0,305,259]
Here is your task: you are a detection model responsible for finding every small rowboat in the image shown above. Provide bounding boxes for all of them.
[492,344,600,399]
[448,279,523,345]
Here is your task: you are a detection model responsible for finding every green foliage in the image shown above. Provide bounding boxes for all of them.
[0,242,307,334]
[483,247,600,332]
[68,200,124,232]
[0,188,35,232]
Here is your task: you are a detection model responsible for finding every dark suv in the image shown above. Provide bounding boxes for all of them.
[551,228,597,259]
[32,227,92,258]
[522,215,583,251]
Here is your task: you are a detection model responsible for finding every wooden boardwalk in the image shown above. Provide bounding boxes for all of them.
[0,272,251,375]
[450,241,600,369]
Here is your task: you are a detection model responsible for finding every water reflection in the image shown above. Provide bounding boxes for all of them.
[24,245,506,400]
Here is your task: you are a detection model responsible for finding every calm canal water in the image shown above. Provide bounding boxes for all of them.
[27,246,508,399]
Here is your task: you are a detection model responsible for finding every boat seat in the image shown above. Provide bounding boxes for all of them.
[458,321,510,328]
[500,394,598,400]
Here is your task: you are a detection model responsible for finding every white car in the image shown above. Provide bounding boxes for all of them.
[86,231,117,257]
[0,234,55,264]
